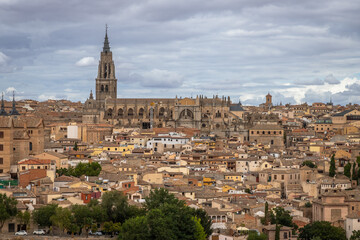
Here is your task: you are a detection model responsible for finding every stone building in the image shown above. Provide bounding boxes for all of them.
[249,124,284,148]
[0,95,45,178]
[83,29,246,136]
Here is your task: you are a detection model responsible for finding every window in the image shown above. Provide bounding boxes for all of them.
[0,145,3,151]
[0,132,3,138]
[284,232,288,239]
[22,166,25,170]
[281,175,284,180]
[0,169,3,173]
[0,158,2,164]
[29,142,33,151]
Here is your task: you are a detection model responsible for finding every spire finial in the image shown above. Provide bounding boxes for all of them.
[90,90,94,99]
[0,92,7,116]
[10,91,19,116]
[103,24,110,53]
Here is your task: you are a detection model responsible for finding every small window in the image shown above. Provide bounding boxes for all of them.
[0,132,3,138]
[0,145,3,151]
[0,169,3,173]
[0,158,2,165]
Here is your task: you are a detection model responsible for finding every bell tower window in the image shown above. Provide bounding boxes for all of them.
[105,85,109,92]
[101,85,104,92]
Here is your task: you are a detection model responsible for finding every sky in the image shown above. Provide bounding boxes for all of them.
[0,0,360,106]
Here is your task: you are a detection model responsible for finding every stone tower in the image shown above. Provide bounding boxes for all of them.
[266,93,272,106]
[95,26,117,109]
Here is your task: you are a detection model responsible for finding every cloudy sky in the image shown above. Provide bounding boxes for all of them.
[0,0,360,105]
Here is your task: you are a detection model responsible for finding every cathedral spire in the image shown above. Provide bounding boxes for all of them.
[0,92,8,116]
[9,91,19,116]
[103,24,110,53]
[89,90,94,99]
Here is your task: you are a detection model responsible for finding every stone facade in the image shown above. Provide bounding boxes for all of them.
[82,31,247,136]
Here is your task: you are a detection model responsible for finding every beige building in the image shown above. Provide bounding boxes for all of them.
[249,124,284,147]
[0,115,44,178]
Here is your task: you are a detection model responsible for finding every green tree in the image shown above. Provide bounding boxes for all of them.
[0,193,18,233]
[275,224,280,240]
[192,217,206,240]
[119,216,150,240]
[344,163,352,178]
[190,208,213,238]
[264,201,269,225]
[270,207,296,229]
[72,204,93,235]
[350,230,360,240]
[304,202,312,208]
[248,231,267,240]
[50,207,73,236]
[103,221,113,235]
[302,161,317,168]
[101,191,140,223]
[32,204,57,228]
[16,210,30,231]
[299,221,346,240]
[329,154,336,177]
[144,188,184,210]
[73,142,78,151]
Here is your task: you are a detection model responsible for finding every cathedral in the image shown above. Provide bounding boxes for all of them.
[83,29,245,136]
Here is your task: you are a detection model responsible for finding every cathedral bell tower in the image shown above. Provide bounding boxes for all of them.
[96,25,117,109]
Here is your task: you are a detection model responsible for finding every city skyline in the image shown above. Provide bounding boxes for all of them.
[0,0,359,105]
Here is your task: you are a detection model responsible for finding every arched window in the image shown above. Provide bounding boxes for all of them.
[29,142,33,151]
[159,107,165,117]
[128,108,134,116]
[139,108,144,117]
[101,85,104,92]
[118,108,123,117]
[105,85,109,92]
[215,111,221,118]
[106,108,113,117]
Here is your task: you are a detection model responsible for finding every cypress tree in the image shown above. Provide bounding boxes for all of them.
[329,154,336,177]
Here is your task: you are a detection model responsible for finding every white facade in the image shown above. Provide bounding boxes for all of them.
[146,135,189,150]
[345,216,360,239]
[67,125,78,139]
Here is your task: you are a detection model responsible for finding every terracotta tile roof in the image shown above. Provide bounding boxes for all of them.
[18,159,52,165]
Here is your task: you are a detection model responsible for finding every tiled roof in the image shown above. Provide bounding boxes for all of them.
[18,159,51,165]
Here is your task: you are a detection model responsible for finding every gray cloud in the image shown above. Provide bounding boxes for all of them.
[0,0,359,104]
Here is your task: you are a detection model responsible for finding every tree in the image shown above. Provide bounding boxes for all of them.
[0,193,18,233]
[344,163,352,178]
[304,202,312,208]
[119,216,150,240]
[329,154,336,177]
[144,188,184,210]
[190,208,213,238]
[302,161,317,168]
[248,231,267,240]
[264,201,270,225]
[299,221,346,240]
[270,207,296,229]
[103,221,114,235]
[32,204,58,228]
[275,224,280,240]
[350,230,360,240]
[192,217,206,240]
[101,191,139,224]
[50,207,73,236]
[73,142,78,151]
[16,211,30,231]
[72,204,93,235]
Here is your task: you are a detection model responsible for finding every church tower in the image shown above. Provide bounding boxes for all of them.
[95,26,117,109]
